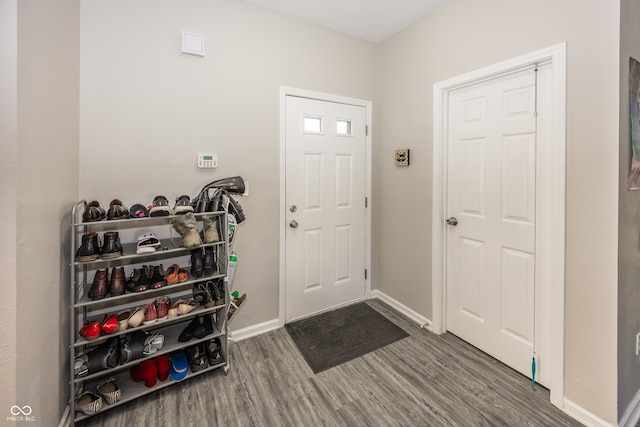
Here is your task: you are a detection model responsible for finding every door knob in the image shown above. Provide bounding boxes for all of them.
[446,217,458,226]
[289,220,299,229]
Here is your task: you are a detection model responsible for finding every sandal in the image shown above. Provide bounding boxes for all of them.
[143,333,165,356]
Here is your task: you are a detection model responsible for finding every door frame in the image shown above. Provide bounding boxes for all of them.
[279,86,373,324]
[431,43,566,408]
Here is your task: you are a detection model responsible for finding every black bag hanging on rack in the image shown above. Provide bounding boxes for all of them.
[191,176,246,224]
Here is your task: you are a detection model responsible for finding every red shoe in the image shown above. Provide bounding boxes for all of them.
[177,268,189,283]
[130,359,157,388]
[156,355,170,381]
[101,313,119,334]
[155,296,171,321]
[79,321,101,340]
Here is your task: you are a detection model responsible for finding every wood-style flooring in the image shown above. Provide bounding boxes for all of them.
[79,299,583,426]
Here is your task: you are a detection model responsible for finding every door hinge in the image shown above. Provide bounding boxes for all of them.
[365,125,368,136]
[365,269,368,280]
[365,197,368,208]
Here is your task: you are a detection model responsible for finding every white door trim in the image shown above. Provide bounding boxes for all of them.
[279,86,373,325]
[431,43,566,409]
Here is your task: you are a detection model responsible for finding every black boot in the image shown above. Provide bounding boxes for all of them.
[75,232,101,262]
[101,231,122,259]
[203,247,216,277]
[190,249,204,279]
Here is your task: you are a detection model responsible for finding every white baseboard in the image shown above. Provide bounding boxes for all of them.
[371,290,433,331]
[619,388,640,427]
[228,318,281,343]
[563,398,615,427]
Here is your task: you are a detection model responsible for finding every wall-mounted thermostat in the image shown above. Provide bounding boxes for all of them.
[197,153,218,169]
[395,149,410,166]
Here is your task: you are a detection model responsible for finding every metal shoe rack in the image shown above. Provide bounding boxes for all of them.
[68,200,230,425]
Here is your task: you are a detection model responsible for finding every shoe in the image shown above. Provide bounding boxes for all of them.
[193,314,214,339]
[130,359,157,388]
[178,316,201,342]
[173,195,194,215]
[171,212,202,248]
[178,267,189,283]
[88,269,108,300]
[203,247,216,277]
[176,298,198,316]
[165,264,180,285]
[155,296,171,320]
[148,264,166,289]
[97,378,121,405]
[186,343,208,373]
[117,310,131,332]
[101,313,119,334]
[83,201,106,222]
[149,195,171,217]
[76,391,102,415]
[201,215,220,243]
[128,307,144,328]
[75,232,100,262]
[81,337,120,375]
[79,321,101,341]
[190,249,204,279]
[205,337,224,365]
[169,351,189,381]
[107,199,129,220]
[109,266,126,296]
[129,203,149,218]
[156,355,170,381]
[143,300,157,325]
[136,232,161,254]
[211,279,225,306]
[143,333,165,356]
[119,330,147,364]
[101,231,123,259]
[193,281,213,308]
[126,268,149,293]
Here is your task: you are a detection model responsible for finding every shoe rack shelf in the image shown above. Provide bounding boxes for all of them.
[68,200,231,425]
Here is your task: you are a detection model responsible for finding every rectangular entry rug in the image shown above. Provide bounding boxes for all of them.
[285,302,409,374]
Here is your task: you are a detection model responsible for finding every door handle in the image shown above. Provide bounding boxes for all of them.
[446,217,458,226]
[290,220,299,229]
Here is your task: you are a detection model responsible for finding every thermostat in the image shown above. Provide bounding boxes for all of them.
[197,154,218,169]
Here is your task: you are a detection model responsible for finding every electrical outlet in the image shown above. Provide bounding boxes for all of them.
[636,333,640,356]
[395,149,410,166]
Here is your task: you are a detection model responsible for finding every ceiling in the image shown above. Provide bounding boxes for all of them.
[239,0,446,43]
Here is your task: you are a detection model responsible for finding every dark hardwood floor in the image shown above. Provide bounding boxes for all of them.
[79,299,582,426]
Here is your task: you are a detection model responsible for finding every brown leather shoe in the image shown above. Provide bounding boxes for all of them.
[83,200,106,222]
[75,232,100,262]
[109,266,126,296]
[88,269,108,300]
[107,199,129,220]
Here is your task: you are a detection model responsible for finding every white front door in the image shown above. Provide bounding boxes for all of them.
[284,95,367,321]
[445,67,549,385]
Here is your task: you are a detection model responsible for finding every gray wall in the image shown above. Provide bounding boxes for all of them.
[79,0,377,332]
[619,0,640,421]
[0,0,18,419]
[376,0,619,423]
[1,0,80,425]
